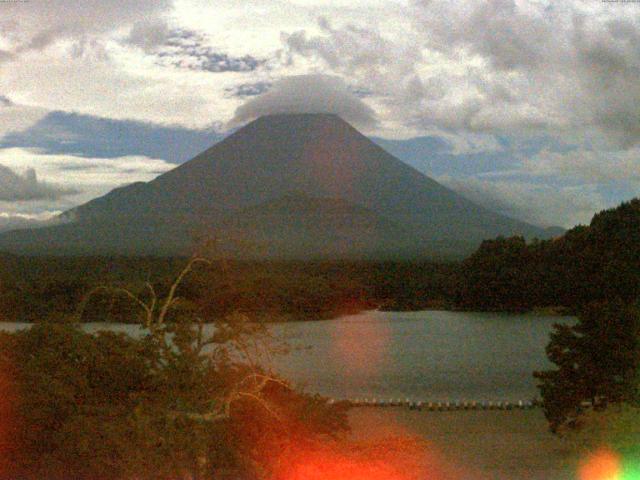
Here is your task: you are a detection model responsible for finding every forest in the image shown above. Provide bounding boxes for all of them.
[455,198,640,313]
[0,256,456,323]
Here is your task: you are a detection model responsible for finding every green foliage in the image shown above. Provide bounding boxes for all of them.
[455,236,534,312]
[534,300,640,432]
[456,198,640,312]
[0,323,162,479]
[0,256,456,323]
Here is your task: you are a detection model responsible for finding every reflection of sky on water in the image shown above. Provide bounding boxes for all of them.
[270,310,576,402]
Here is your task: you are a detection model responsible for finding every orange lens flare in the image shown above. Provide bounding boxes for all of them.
[274,436,458,480]
[579,448,622,480]
[283,455,404,480]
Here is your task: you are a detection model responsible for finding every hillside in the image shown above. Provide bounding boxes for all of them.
[455,198,640,312]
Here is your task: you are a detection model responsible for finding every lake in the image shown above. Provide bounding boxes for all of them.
[0,310,575,402]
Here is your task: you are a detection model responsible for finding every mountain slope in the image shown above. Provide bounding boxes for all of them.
[0,113,553,258]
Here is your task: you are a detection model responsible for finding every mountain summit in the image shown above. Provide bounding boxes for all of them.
[0,113,553,258]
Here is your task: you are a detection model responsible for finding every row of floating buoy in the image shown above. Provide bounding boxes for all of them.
[328,398,540,411]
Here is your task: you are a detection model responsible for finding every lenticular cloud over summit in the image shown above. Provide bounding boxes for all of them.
[231,75,377,128]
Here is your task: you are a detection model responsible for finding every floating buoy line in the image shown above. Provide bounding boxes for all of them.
[327,398,541,411]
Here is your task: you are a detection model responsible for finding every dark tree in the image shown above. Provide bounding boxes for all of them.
[534,300,640,432]
[455,236,534,312]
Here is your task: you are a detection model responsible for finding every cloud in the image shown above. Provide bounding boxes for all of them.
[0,210,65,233]
[0,100,48,138]
[0,164,77,201]
[163,49,263,73]
[126,24,265,73]
[523,147,640,182]
[159,29,264,72]
[225,82,273,98]
[0,149,174,191]
[283,16,418,73]
[438,174,606,228]
[231,74,377,127]
[0,51,13,63]
[0,149,172,203]
[0,148,175,218]
[125,19,173,54]
[411,0,555,72]
[282,17,424,114]
[0,0,636,231]
[0,51,232,128]
[0,0,172,56]
[409,0,640,145]
[281,4,640,146]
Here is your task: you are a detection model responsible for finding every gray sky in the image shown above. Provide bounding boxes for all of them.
[0,0,638,230]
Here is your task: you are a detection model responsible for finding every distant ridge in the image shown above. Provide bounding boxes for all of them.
[0,113,555,258]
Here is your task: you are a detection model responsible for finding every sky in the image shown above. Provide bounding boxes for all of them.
[0,0,639,231]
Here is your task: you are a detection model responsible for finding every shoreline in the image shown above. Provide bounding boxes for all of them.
[0,307,576,326]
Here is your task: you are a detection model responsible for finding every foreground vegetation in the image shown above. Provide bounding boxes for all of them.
[0,258,352,479]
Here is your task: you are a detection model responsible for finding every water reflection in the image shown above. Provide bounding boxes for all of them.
[0,310,575,402]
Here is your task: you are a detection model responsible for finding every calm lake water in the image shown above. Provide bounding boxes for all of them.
[0,310,575,402]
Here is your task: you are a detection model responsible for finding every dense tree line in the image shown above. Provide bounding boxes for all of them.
[455,199,640,313]
[0,257,456,323]
[0,323,350,479]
